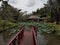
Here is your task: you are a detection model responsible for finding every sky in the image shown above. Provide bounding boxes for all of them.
[0,0,48,13]
[0,1,2,7]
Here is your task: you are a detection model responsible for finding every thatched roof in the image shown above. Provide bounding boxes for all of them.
[29,15,40,19]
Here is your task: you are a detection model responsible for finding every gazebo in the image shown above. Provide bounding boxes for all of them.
[28,15,40,22]
[28,15,50,22]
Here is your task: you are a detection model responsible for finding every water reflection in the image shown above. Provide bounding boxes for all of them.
[0,27,19,45]
[0,30,10,45]
[37,32,48,45]
[0,26,60,45]
[37,32,60,45]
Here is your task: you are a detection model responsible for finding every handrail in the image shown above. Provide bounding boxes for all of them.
[32,27,38,45]
[7,26,24,45]
[7,26,38,45]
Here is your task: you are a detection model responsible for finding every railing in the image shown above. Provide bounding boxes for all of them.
[32,26,38,36]
[7,26,24,45]
[7,26,38,45]
[32,27,38,45]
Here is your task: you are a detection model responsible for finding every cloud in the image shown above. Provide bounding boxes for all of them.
[27,0,36,7]
[8,0,48,13]
[0,1,2,7]
[9,0,17,4]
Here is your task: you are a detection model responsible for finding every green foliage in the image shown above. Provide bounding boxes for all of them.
[46,0,60,24]
[32,0,60,24]
[0,1,22,22]
[0,20,18,32]
[18,22,55,33]
[38,23,55,33]
[18,22,60,36]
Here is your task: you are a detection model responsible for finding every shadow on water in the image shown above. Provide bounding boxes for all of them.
[0,26,32,45]
[0,27,19,45]
[0,30,10,45]
[37,32,60,45]
[0,26,60,45]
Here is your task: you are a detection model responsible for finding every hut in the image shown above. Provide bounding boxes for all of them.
[28,15,40,22]
[28,15,50,22]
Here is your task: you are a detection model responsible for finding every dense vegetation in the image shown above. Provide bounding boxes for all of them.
[32,0,60,24]
[0,0,23,32]
[18,22,60,36]
[0,0,60,37]
[0,1,23,22]
[30,0,60,36]
[0,20,18,32]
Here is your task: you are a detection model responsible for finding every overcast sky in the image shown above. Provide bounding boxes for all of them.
[1,0,48,13]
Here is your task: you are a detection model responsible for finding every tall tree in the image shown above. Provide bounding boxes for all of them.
[0,0,22,22]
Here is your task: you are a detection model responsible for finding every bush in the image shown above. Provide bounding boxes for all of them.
[38,22,55,33]
[18,22,55,33]
[0,20,18,32]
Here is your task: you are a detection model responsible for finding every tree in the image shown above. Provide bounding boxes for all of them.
[32,0,60,24]
[47,0,60,24]
[0,0,23,22]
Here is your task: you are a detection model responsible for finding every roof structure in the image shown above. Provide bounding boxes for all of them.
[29,15,40,19]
